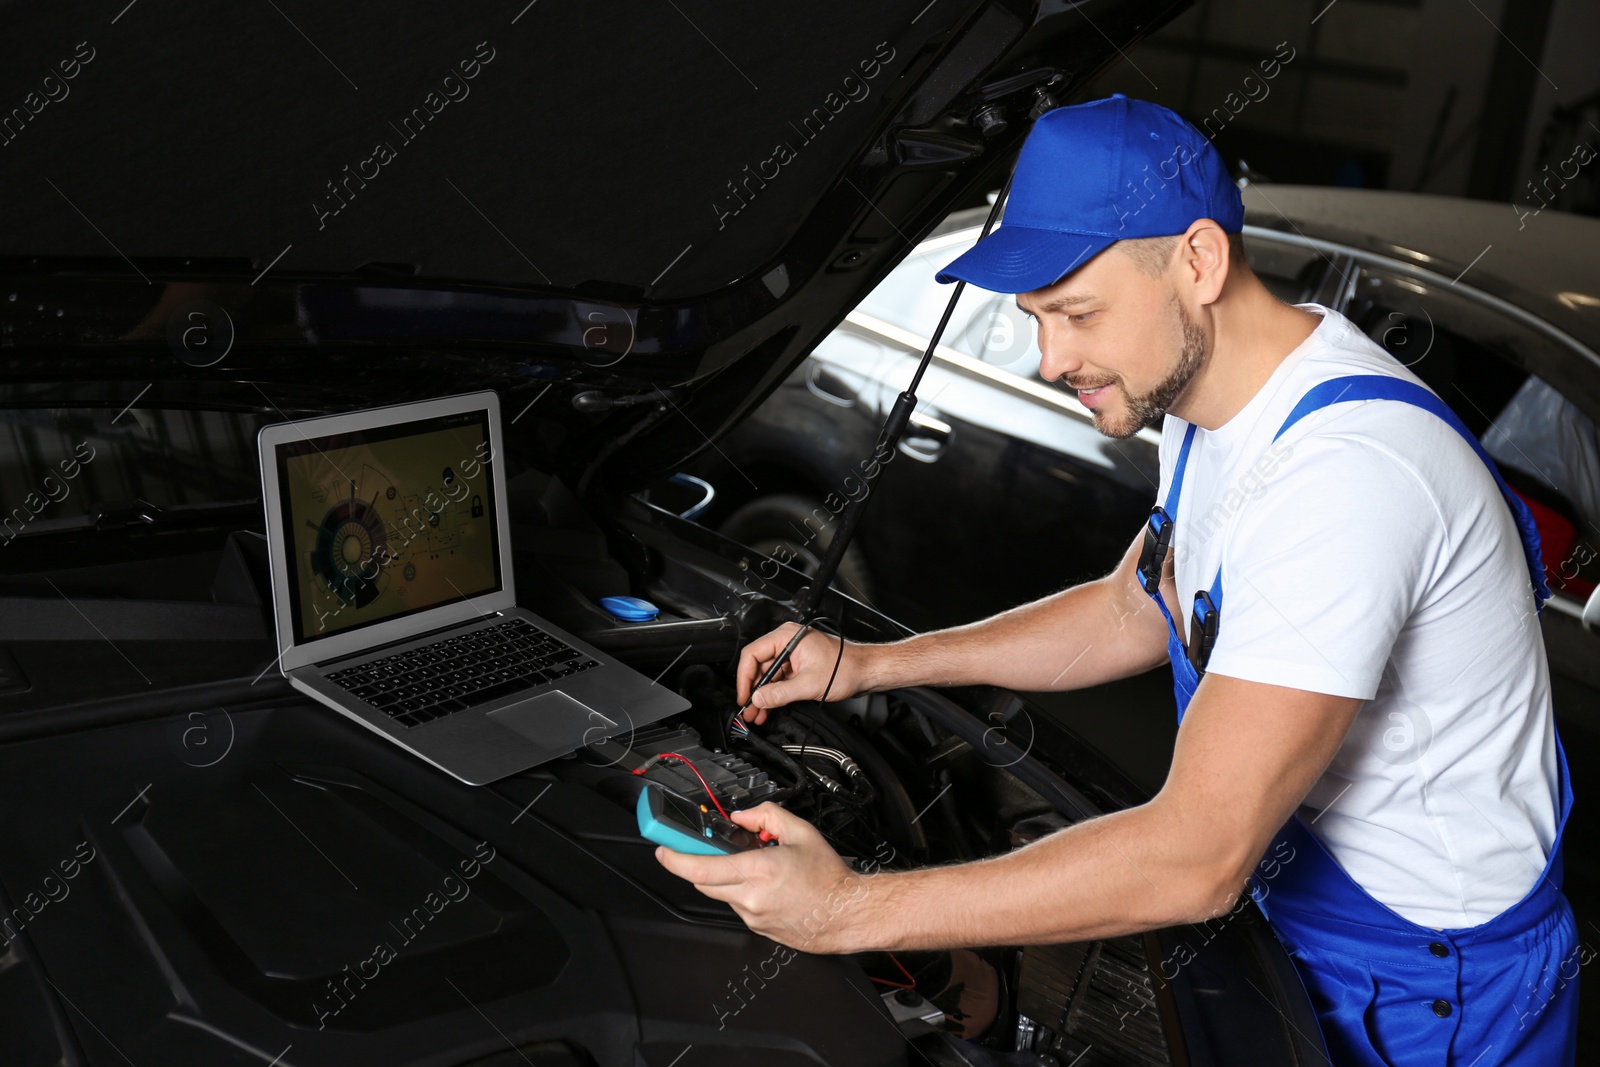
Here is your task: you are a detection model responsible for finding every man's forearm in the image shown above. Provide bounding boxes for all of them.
[861,575,1168,694]
[832,802,1233,953]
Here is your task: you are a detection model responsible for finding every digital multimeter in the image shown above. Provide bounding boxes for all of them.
[635,784,776,855]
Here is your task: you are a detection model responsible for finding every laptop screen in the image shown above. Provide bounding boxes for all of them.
[273,408,502,646]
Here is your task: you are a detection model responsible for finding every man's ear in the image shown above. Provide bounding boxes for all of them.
[1178,219,1232,306]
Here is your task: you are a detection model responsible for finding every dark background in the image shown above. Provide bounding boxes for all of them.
[986,0,1600,215]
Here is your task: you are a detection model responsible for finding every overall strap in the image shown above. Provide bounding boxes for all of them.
[1163,422,1200,517]
[1137,422,1200,615]
[1271,374,1551,613]
[1193,374,1552,673]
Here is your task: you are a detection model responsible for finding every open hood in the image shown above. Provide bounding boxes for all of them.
[0,0,1189,494]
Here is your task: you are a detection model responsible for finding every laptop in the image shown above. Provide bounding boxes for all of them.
[257,390,690,785]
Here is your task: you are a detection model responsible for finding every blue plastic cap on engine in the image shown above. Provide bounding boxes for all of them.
[599,595,660,622]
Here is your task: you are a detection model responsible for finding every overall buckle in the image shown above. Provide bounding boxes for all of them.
[1188,591,1219,674]
[1137,506,1173,595]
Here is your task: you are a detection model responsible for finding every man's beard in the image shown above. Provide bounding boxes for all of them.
[1094,297,1209,439]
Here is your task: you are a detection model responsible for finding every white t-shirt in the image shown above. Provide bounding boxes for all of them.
[1157,303,1560,929]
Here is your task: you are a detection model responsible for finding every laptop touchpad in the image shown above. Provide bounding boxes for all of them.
[487,690,599,743]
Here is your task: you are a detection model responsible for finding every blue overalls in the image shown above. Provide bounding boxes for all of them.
[1139,374,1578,1066]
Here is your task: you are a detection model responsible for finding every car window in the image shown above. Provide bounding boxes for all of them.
[858,225,1328,387]
[1482,375,1600,602]
[1349,266,1541,433]
[854,231,1043,380]
[947,289,1041,376]
[1241,231,1323,305]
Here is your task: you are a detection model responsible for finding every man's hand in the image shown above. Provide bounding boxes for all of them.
[735,623,870,724]
[654,802,868,953]
[658,675,1366,956]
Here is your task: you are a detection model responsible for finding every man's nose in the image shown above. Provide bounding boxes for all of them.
[1036,321,1082,384]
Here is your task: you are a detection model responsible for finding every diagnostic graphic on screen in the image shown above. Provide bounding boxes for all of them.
[276,411,500,643]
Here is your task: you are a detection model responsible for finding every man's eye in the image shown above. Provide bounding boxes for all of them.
[1070,311,1097,324]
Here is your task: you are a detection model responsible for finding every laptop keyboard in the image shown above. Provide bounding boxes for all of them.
[324,618,601,729]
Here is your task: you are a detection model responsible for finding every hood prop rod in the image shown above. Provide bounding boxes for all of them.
[787,166,1017,638]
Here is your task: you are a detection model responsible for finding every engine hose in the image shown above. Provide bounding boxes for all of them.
[781,745,874,804]
[790,706,928,858]
[886,687,1099,824]
[780,743,859,776]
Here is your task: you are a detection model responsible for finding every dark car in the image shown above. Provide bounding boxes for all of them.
[0,2,1344,1064]
[688,182,1600,1049]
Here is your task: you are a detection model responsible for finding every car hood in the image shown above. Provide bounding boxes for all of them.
[0,0,1186,496]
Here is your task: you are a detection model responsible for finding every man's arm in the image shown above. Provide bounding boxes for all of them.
[663,671,1363,951]
[737,526,1173,716]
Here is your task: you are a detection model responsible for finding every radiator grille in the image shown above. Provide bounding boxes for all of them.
[1015,936,1173,1066]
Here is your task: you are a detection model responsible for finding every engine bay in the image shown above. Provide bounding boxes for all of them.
[0,452,1312,1067]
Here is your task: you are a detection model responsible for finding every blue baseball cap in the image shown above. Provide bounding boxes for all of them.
[936,94,1244,293]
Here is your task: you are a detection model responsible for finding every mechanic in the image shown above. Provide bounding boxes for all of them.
[657,95,1576,1066]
